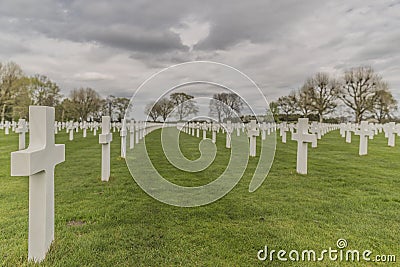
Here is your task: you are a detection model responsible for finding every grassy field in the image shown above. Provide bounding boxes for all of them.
[0,127,399,266]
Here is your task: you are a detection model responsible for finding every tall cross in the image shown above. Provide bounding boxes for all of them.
[11,106,65,262]
[16,118,28,150]
[99,116,113,181]
[386,122,396,147]
[247,120,259,157]
[120,119,127,158]
[355,121,372,155]
[292,118,316,174]
[225,120,234,148]
[129,121,135,149]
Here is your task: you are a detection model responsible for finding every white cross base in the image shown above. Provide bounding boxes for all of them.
[11,106,65,263]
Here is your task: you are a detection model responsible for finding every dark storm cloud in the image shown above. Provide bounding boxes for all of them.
[0,0,398,103]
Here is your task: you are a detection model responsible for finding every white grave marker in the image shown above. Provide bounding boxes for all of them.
[99,116,112,181]
[16,118,28,150]
[120,119,127,158]
[247,120,259,157]
[11,106,65,262]
[355,121,372,156]
[292,118,316,174]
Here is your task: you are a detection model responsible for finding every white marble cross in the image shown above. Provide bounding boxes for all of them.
[99,116,112,181]
[129,121,135,149]
[260,122,267,140]
[4,121,10,135]
[211,123,218,143]
[11,106,65,262]
[196,122,200,138]
[355,121,372,156]
[236,123,241,136]
[292,118,316,174]
[280,123,288,143]
[225,120,234,148]
[16,118,28,150]
[386,122,396,147]
[247,120,259,157]
[68,121,74,141]
[82,121,88,138]
[345,123,352,143]
[201,122,207,140]
[135,121,141,144]
[120,119,127,158]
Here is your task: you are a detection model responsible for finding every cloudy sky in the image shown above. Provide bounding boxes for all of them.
[1,0,399,106]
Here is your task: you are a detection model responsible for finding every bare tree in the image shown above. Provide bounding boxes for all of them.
[277,92,297,121]
[70,87,103,121]
[157,97,174,121]
[295,86,314,117]
[170,92,198,121]
[209,92,243,122]
[305,72,341,122]
[340,66,382,123]
[29,74,62,107]
[145,101,161,122]
[372,83,397,122]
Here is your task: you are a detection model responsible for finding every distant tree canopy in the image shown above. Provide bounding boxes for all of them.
[144,93,198,122]
[0,61,131,122]
[209,92,244,122]
[1,61,398,123]
[275,66,398,123]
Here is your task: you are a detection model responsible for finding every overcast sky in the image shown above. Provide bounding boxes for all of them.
[1,0,399,106]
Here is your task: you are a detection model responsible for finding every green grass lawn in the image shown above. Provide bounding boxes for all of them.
[0,127,399,266]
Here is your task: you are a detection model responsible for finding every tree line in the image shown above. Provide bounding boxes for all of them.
[0,61,130,122]
[272,66,397,123]
[145,92,244,122]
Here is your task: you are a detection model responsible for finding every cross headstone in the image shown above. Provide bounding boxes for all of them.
[11,106,65,262]
[386,122,396,147]
[355,121,372,156]
[196,122,200,138]
[225,120,234,148]
[4,121,10,135]
[16,118,28,150]
[280,123,288,143]
[261,122,267,140]
[201,122,207,140]
[135,121,140,144]
[129,121,135,149]
[82,121,88,138]
[68,121,74,141]
[99,116,112,181]
[345,123,352,143]
[211,123,218,143]
[120,119,127,158]
[247,120,259,157]
[236,123,241,136]
[292,118,316,174]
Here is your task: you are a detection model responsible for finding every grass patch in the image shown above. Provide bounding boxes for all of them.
[0,128,399,266]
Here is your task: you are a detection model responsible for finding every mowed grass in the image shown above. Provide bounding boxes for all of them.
[0,126,399,266]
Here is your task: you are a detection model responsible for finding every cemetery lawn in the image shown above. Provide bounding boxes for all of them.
[1,129,399,266]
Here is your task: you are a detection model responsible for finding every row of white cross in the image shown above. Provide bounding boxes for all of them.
[6,106,400,263]
[8,107,161,263]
